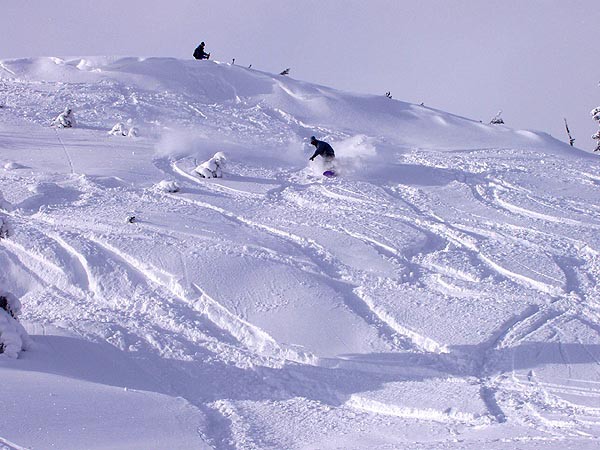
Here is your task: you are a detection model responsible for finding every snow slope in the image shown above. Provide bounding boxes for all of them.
[1,56,600,449]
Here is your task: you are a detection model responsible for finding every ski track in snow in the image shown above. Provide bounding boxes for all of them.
[0,436,27,450]
[2,57,600,448]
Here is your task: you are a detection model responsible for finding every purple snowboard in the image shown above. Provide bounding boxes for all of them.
[323,170,337,178]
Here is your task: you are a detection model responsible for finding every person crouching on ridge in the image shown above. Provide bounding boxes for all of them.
[193,41,210,60]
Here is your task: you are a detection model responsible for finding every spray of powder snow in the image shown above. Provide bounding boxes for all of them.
[307,134,378,177]
[155,128,308,168]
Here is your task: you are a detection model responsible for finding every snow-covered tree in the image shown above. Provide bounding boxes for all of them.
[154,180,180,193]
[108,122,127,136]
[0,291,32,359]
[592,107,600,152]
[194,152,227,179]
[52,107,76,128]
[564,118,575,146]
[0,216,9,239]
[593,130,600,152]
[127,126,139,138]
[490,110,504,125]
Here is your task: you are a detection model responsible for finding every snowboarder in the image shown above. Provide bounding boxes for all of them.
[309,136,336,176]
[193,42,210,60]
[309,136,335,163]
[52,107,75,128]
[194,152,226,178]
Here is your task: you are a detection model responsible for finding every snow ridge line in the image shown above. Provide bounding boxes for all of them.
[338,226,404,258]
[493,307,565,351]
[0,62,16,76]
[407,213,565,296]
[168,192,335,265]
[479,180,600,229]
[89,237,315,364]
[190,283,316,364]
[354,287,449,354]
[345,395,491,426]
[47,232,96,295]
[478,253,563,296]
[0,237,66,280]
[0,435,28,450]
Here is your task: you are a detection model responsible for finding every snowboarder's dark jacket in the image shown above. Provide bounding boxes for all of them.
[193,43,209,60]
[309,139,335,160]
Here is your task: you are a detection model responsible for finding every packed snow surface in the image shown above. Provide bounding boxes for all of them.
[1,56,600,449]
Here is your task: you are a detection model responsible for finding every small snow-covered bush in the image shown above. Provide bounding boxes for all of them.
[591,107,600,151]
[52,107,76,128]
[194,152,226,179]
[127,127,139,138]
[593,130,600,152]
[0,217,9,239]
[154,180,180,193]
[4,161,23,170]
[108,122,127,136]
[108,122,138,138]
[490,110,504,125]
[0,291,32,359]
[108,119,139,137]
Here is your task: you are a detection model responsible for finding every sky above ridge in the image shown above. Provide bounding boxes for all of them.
[1,0,598,150]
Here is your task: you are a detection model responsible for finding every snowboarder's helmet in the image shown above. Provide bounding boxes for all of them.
[310,136,317,143]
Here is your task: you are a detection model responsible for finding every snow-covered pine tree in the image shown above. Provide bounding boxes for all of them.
[490,110,504,125]
[564,118,575,146]
[0,291,32,358]
[52,107,76,128]
[591,107,600,152]
[0,217,9,239]
[108,122,127,136]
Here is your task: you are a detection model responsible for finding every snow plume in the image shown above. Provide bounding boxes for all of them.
[325,134,378,177]
[156,128,307,167]
[154,129,207,159]
[335,134,378,159]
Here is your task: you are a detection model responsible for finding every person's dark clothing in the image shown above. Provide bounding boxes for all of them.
[309,139,335,160]
[193,43,210,60]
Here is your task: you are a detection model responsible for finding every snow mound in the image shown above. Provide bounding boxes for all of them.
[3,161,25,170]
[154,179,180,193]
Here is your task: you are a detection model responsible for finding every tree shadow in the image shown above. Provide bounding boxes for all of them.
[354,162,487,187]
[5,334,598,414]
